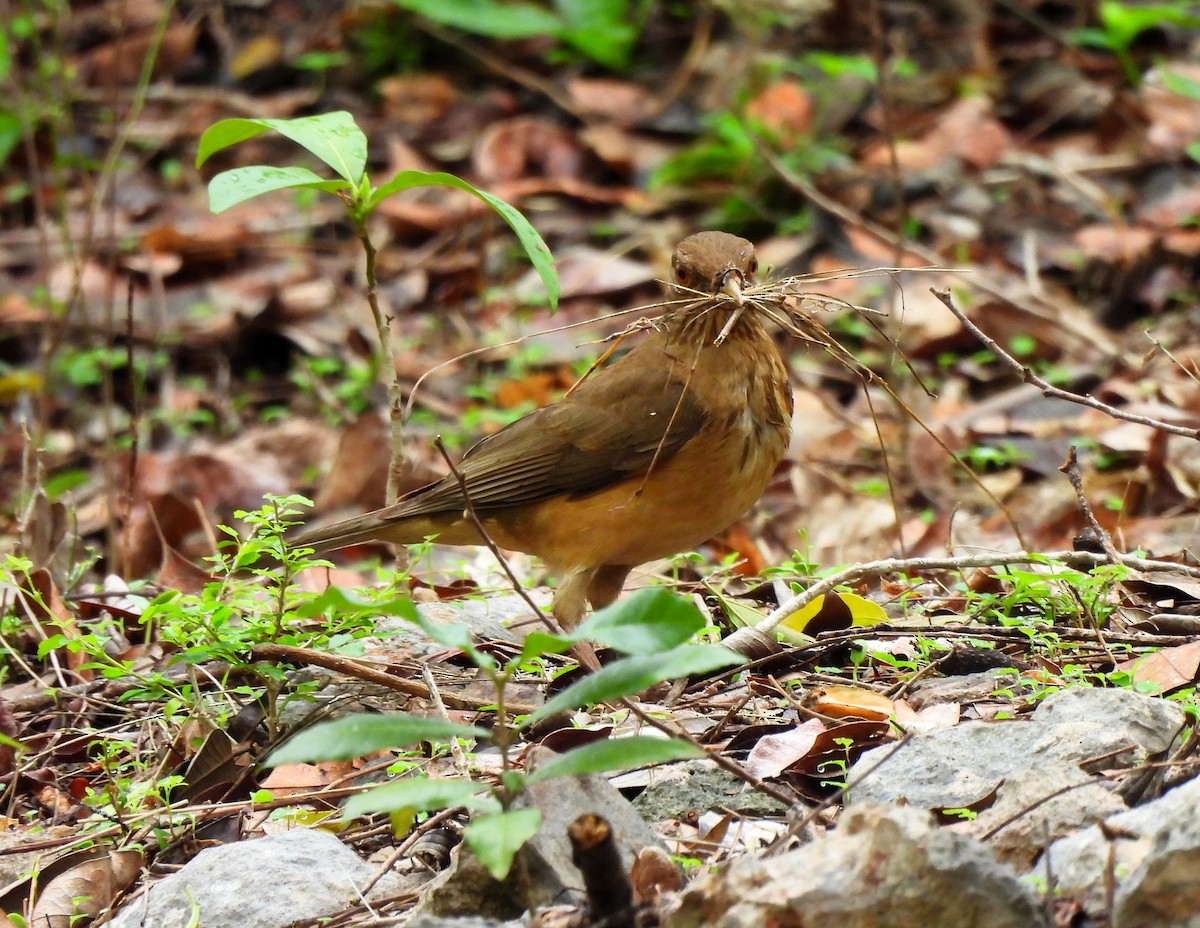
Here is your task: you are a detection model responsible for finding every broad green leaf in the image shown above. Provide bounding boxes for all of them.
[293,587,418,622]
[710,590,766,630]
[556,0,639,69]
[343,776,497,819]
[369,170,558,309]
[529,644,744,724]
[464,808,542,880]
[196,112,367,182]
[207,166,350,214]
[391,0,562,39]
[571,588,705,654]
[512,630,574,668]
[268,713,489,765]
[526,735,702,784]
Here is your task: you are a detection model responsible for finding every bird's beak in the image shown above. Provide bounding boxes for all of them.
[719,269,745,304]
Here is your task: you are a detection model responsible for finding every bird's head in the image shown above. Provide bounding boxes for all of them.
[669,231,762,345]
[670,231,758,301]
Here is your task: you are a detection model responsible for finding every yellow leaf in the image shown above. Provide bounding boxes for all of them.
[779,591,887,636]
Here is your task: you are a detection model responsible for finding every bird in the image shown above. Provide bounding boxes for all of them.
[290,231,794,628]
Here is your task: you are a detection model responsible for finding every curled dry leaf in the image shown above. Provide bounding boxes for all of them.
[28,849,143,928]
[807,684,894,721]
[630,846,682,904]
[745,718,825,780]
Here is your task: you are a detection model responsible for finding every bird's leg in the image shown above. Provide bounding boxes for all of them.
[552,566,594,629]
[586,564,633,611]
[550,564,634,629]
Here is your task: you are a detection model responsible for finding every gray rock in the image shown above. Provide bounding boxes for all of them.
[963,762,1125,868]
[1028,685,1185,765]
[1040,773,1200,920]
[108,830,399,928]
[851,687,1185,809]
[849,687,1184,875]
[1114,808,1200,928]
[665,804,1046,928]
[905,669,1035,710]
[630,759,788,821]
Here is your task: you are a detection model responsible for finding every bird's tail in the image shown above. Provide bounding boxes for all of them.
[288,509,457,554]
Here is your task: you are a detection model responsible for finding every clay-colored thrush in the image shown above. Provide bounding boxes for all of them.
[292,232,794,626]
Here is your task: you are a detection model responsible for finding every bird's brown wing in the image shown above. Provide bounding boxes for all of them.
[391,350,705,517]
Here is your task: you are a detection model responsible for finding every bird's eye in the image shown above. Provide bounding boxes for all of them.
[748,257,758,275]
[675,265,691,285]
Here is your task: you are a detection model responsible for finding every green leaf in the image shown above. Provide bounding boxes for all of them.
[0,111,21,168]
[710,589,766,630]
[556,0,639,69]
[0,26,10,81]
[293,587,418,621]
[343,776,497,819]
[391,0,563,39]
[196,112,367,182]
[369,170,558,309]
[528,644,744,724]
[571,588,705,654]
[1161,69,1200,101]
[267,713,490,765]
[513,630,575,667]
[463,808,542,880]
[526,735,703,784]
[207,166,350,214]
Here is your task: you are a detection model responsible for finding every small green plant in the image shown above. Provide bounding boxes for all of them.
[290,356,376,425]
[1068,1,1200,85]
[196,110,558,504]
[387,0,648,70]
[268,587,743,881]
[816,737,854,791]
[961,442,1032,473]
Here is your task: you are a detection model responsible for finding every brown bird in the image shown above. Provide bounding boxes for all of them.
[291,232,793,627]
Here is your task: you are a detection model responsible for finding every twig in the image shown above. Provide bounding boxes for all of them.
[432,437,558,633]
[756,137,1118,359]
[422,663,472,777]
[931,288,1200,441]
[1059,445,1122,564]
[360,806,462,898]
[569,814,635,928]
[250,642,541,716]
[620,699,805,810]
[723,549,1200,656]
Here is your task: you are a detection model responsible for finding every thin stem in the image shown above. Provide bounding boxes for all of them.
[353,221,408,506]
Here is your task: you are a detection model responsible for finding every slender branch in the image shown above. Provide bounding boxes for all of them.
[354,223,409,505]
[1059,444,1122,563]
[724,549,1200,655]
[432,438,557,632]
[931,288,1200,441]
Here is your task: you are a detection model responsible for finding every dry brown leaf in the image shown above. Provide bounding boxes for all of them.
[473,116,587,184]
[807,684,894,721]
[567,77,654,125]
[28,849,143,928]
[745,80,813,141]
[864,96,1011,171]
[1115,640,1200,695]
[744,718,825,780]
